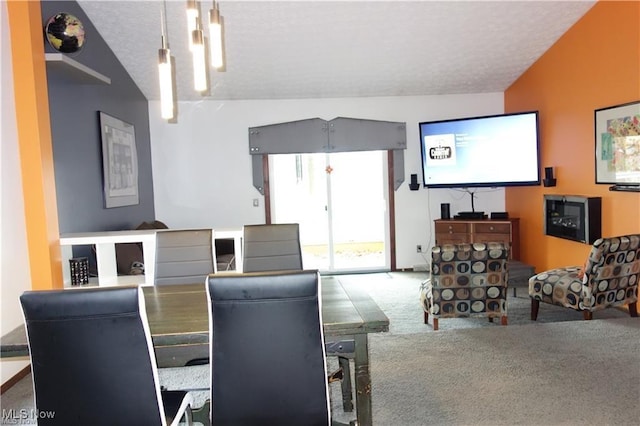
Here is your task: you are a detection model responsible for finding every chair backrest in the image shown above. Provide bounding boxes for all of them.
[430,242,509,317]
[242,223,303,273]
[583,234,640,308]
[206,270,330,425]
[155,228,214,285]
[20,286,166,426]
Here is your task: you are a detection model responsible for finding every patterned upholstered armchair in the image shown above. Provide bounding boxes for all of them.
[529,234,640,320]
[420,242,510,330]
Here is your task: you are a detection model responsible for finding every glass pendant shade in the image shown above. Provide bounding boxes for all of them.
[209,7,223,69]
[158,48,174,119]
[192,29,207,92]
[186,0,199,51]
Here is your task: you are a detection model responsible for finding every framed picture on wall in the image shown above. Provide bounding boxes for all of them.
[99,111,139,208]
[594,100,640,190]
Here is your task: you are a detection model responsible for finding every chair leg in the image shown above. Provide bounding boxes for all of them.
[583,311,593,320]
[531,299,539,320]
[433,318,439,331]
[338,356,353,412]
[192,399,210,426]
[629,301,638,317]
[423,310,428,324]
[184,406,193,425]
[501,315,508,326]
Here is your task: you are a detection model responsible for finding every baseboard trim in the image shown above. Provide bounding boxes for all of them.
[1,364,31,395]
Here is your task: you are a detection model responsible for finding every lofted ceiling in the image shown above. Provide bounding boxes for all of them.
[75,0,596,102]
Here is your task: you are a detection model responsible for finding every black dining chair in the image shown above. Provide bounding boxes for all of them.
[20,286,193,426]
[206,270,332,425]
[242,223,354,412]
[154,228,215,285]
[154,228,215,367]
[242,223,304,272]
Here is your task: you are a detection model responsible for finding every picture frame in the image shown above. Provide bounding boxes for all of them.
[99,111,139,208]
[594,100,640,186]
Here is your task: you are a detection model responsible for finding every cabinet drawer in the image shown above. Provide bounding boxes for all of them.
[473,233,511,246]
[435,222,469,234]
[474,223,511,234]
[436,234,470,245]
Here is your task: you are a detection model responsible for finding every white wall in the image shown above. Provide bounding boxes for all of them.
[149,93,505,269]
[1,2,31,384]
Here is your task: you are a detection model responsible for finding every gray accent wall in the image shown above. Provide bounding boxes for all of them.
[42,1,155,233]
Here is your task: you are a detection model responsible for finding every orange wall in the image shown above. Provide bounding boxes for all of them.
[505,0,640,273]
[8,0,62,289]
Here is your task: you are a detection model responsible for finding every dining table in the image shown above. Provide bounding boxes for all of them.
[1,275,389,426]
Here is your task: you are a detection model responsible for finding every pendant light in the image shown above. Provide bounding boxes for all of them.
[186,0,199,51]
[208,1,224,69]
[158,7,174,119]
[192,20,207,92]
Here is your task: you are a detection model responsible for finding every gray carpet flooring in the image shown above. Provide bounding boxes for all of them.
[366,317,640,425]
[339,271,631,334]
[2,272,638,425]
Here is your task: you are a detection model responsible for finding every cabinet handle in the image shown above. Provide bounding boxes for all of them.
[489,226,494,231]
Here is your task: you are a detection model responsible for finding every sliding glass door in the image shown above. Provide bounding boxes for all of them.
[270,151,388,273]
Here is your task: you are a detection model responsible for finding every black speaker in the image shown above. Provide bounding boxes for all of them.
[543,167,557,187]
[409,174,420,191]
[440,203,451,220]
[544,167,553,179]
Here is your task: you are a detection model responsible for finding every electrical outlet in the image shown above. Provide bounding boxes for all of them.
[416,244,422,253]
[252,199,259,207]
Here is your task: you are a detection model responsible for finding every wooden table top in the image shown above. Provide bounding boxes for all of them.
[1,275,389,359]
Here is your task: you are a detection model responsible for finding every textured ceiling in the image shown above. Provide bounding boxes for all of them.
[76,0,596,101]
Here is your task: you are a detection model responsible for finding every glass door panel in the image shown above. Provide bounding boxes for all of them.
[328,151,386,270]
[270,151,388,273]
[271,153,330,270]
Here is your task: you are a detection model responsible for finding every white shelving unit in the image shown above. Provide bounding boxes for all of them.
[45,53,111,85]
[60,230,157,288]
[59,228,243,288]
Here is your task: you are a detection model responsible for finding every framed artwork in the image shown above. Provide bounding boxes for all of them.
[594,101,640,186]
[99,111,139,208]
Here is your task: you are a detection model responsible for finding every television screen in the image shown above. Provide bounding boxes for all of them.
[419,111,541,188]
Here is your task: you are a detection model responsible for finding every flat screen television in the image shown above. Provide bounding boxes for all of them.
[419,111,541,188]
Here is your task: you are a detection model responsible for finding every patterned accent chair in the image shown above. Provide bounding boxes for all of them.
[420,242,510,331]
[529,234,640,320]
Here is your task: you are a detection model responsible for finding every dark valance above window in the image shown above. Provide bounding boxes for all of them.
[248,117,407,194]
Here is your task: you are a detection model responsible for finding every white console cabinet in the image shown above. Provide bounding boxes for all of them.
[60,228,243,288]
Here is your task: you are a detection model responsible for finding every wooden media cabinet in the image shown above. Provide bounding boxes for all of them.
[434,218,520,260]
